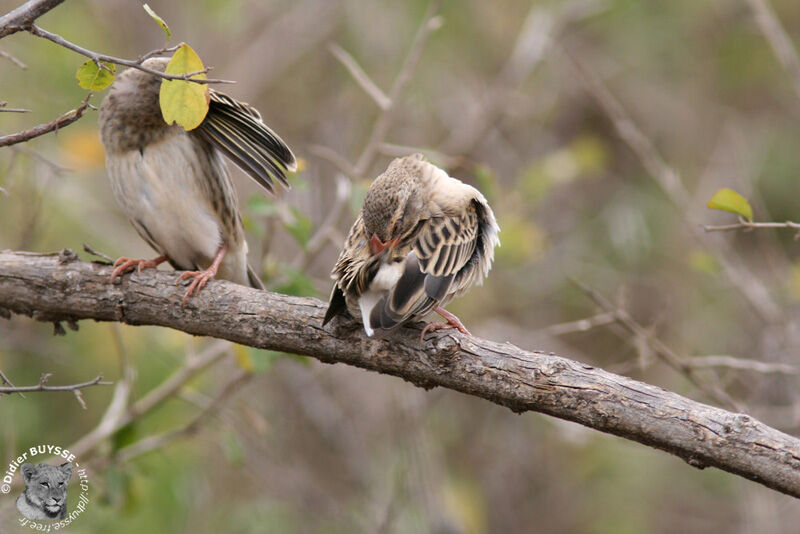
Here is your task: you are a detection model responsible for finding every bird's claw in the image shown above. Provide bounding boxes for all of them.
[110,256,165,283]
[419,316,471,343]
[176,269,215,306]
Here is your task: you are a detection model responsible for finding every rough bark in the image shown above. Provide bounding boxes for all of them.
[1,249,800,498]
[0,0,64,39]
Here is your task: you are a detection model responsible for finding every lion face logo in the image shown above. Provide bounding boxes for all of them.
[16,462,72,520]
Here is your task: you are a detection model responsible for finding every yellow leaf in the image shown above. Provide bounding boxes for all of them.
[707,188,753,221]
[76,60,115,90]
[159,43,209,131]
[687,250,719,275]
[143,4,171,42]
[233,344,254,373]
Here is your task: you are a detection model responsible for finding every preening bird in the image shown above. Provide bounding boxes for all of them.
[323,154,499,340]
[98,57,296,304]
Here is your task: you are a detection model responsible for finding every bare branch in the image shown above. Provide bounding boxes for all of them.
[543,312,618,336]
[68,339,231,459]
[291,172,351,269]
[82,242,113,263]
[0,0,65,39]
[689,356,800,375]
[353,0,444,176]
[704,219,800,239]
[0,93,92,148]
[308,144,359,178]
[112,369,252,464]
[0,373,111,395]
[570,279,743,411]
[27,26,234,85]
[10,145,71,173]
[0,101,30,113]
[329,42,391,110]
[443,0,604,155]
[2,250,800,498]
[378,142,464,168]
[745,0,800,105]
[0,49,27,69]
[562,45,785,324]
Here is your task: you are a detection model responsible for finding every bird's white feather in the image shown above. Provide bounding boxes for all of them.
[358,261,403,336]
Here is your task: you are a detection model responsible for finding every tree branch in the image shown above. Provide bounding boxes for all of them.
[0,93,92,147]
[704,219,800,239]
[0,373,110,394]
[0,0,64,39]
[1,250,800,498]
[26,26,234,85]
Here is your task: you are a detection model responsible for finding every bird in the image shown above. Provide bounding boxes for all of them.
[323,154,499,340]
[98,57,296,304]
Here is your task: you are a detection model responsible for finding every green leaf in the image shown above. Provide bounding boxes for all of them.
[76,59,115,90]
[285,207,313,249]
[247,194,278,217]
[273,265,317,297]
[159,43,209,131]
[707,188,753,221]
[111,422,139,453]
[143,4,171,42]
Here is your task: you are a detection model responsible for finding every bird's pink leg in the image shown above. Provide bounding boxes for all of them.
[176,245,227,306]
[110,255,168,283]
[419,306,472,342]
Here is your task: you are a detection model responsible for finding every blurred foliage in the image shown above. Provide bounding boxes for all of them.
[3,0,800,532]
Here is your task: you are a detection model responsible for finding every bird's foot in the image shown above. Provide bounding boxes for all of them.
[110,255,167,283]
[175,245,227,306]
[419,306,471,343]
[176,267,218,306]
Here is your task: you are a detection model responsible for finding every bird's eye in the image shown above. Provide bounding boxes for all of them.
[40,482,48,487]
[59,482,64,486]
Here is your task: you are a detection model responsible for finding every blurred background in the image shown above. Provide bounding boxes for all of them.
[2,0,800,531]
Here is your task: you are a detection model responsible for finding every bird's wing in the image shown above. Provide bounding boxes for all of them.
[369,204,481,330]
[195,90,296,195]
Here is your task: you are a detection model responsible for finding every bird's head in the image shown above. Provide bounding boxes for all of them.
[362,157,425,255]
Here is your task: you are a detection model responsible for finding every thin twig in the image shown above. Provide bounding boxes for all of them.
[689,356,800,375]
[0,102,31,113]
[562,44,784,324]
[0,374,112,394]
[703,219,800,239]
[27,26,234,85]
[292,172,351,269]
[113,368,252,464]
[745,0,800,105]
[0,49,27,69]
[0,369,24,399]
[378,142,464,168]
[328,42,391,110]
[68,340,231,458]
[308,144,359,178]
[543,312,618,336]
[0,93,92,148]
[10,145,70,173]
[570,279,743,411]
[353,0,444,176]
[82,242,113,263]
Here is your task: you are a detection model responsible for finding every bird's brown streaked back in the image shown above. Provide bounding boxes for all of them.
[324,154,500,338]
